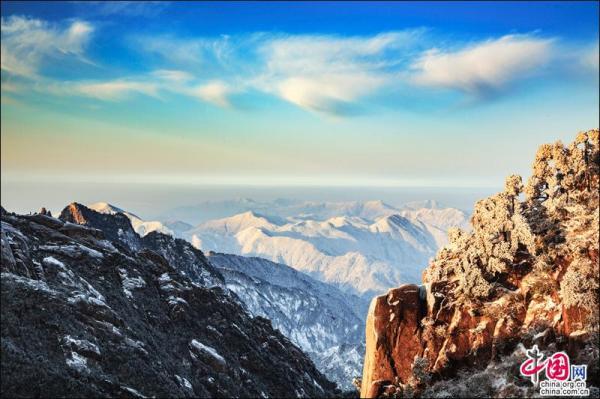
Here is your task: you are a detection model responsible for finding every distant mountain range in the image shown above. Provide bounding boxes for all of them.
[156,198,469,225]
[183,201,469,298]
[89,200,469,298]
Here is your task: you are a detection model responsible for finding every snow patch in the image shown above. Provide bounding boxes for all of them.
[1,272,57,294]
[175,375,193,390]
[167,296,188,306]
[120,386,146,398]
[189,339,226,366]
[65,351,89,372]
[42,256,65,268]
[63,335,100,356]
[118,268,146,299]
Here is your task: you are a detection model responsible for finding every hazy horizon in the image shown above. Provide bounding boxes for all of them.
[0,179,496,222]
[1,1,598,200]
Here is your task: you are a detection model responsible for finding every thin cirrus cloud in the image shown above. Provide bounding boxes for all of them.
[188,81,235,108]
[35,78,160,101]
[581,42,599,72]
[75,1,169,18]
[73,80,160,101]
[0,15,93,78]
[151,69,194,83]
[411,35,555,96]
[252,32,419,114]
[1,15,597,116]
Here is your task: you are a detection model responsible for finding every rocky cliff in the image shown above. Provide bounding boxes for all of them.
[360,130,600,398]
[1,204,336,397]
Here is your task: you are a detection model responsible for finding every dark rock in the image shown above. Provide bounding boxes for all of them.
[1,207,336,398]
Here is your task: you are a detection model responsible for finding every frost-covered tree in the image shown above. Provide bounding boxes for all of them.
[525,143,553,201]
[415,130,599,397]
[504,174,523,214]
[425,130,597,306]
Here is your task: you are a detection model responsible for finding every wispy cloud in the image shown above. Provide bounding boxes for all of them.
[2,15,596,116]
[188,81,234,107]
[1,16,94,78]
[152,69,194,83]
[411,35,554,96]
[74,80,160,100]
[73,1,169,18]
[581,42,599,72]
[254,32,420,114]
[36,79,159,101]
[134,34,234,70]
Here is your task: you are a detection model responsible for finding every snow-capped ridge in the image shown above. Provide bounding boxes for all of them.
[88,202,178,238]
[185,201,469,297]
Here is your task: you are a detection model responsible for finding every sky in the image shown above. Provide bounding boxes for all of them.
[1,1,599,214]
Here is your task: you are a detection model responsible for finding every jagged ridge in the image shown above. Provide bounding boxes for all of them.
[1,204,336,398]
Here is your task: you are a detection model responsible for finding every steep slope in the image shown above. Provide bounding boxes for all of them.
[1,206,336,398]
[186,210,449,297]
[208,252,369,389]
[88,202,180,237]
[360,130,600,398]
[60,202,142,251]
[61,203,225,289]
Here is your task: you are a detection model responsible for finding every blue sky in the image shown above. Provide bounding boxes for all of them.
[1,1,598,192]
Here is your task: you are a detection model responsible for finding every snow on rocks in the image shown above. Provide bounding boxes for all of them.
[39,244,103,259]
[65,351,89,373]
[175,375,193,391]
[118,268,146,299]
[42,256,65,268]
[1,272,57,295]
[62,335,101,357]
[67,277,110,310]
[189,339,227,370]
[120,386,146,398]
[167,296,188,306]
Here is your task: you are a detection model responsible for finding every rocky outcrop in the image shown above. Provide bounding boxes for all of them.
[60,203,225,288]
[360,130,600,398]
[361,285,424,398]
[1,206,336,398]
[60,202,142,251]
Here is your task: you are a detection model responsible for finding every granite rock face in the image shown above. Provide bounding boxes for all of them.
[360,130,600,398]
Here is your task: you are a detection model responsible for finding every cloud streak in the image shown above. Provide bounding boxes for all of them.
[411,35,554,96]
[1,16,93,78]
[254,32,419,114]
[74,80,160,100]
[188,81,235,107]
[2,16,596,116]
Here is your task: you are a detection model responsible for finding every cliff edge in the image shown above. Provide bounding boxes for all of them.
[361,130,599,398]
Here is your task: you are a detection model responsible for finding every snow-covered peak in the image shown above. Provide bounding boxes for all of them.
[324,215,370,228]
[184,201,468,296]
[195,211,283,234]
[87,202,174,237]
[370,214,413,233]
[207,252,368,389]
[88,202,130,216]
